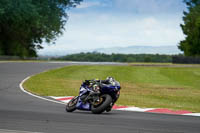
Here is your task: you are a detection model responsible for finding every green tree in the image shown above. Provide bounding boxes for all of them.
[179,0,200,56]
[144,57,151,62]
[55,52,172,63]
[0,0,82,57]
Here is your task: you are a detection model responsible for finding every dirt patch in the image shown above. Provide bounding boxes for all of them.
[166,87,185,90]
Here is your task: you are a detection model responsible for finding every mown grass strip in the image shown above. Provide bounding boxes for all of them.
[23,65,200,112]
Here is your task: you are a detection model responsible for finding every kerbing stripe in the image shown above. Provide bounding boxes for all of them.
[51,96,200,116]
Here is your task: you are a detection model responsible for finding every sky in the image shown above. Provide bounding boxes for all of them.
[38,0,187,55]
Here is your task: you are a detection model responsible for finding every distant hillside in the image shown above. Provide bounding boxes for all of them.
[93,45,182,55]
[38,45,182,56]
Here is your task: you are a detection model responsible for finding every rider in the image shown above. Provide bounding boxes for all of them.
[79,77,113,102]
[101,77,114,85]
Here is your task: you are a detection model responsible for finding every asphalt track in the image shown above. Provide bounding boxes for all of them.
[0,62,200,133]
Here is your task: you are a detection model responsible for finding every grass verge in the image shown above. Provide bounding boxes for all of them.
[23,65,200,112]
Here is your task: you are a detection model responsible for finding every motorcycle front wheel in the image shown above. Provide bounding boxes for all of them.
[66,96,78,112]
[91,94,112,114]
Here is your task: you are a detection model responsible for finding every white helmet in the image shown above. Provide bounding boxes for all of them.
[106,77,114,83]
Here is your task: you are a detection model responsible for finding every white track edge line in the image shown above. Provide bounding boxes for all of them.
[19,73,200,117]
[19,76,66,105]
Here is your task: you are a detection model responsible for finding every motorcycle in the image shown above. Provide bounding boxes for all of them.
[66,77,121,114]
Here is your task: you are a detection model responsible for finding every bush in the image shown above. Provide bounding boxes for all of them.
[172,56,200,64]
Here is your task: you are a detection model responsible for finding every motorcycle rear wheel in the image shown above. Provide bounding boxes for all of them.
[91,94,112,114]
[66,96,78,112]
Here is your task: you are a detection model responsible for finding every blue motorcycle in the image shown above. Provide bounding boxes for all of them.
[66,77,121,114]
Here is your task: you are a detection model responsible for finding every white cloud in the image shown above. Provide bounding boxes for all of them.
[39,0,186,55]
[76,1,101,9]
[40,12,184,54]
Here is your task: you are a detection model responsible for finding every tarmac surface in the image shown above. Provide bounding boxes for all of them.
[0,62,200,133]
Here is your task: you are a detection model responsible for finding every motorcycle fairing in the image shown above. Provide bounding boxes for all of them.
[76,97,91,111]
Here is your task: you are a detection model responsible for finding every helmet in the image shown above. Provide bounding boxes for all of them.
[106,77,114,83]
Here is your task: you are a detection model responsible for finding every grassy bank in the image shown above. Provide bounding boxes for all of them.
[23,65,200,112]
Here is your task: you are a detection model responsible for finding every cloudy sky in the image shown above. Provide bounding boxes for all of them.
[39,0,187,55]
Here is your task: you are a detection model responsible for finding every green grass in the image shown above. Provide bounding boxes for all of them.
[0,60,46,63]
[23,65,200,112]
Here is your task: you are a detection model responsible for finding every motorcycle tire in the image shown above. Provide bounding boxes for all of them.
[91,94,112,114]
[66,96,78,112]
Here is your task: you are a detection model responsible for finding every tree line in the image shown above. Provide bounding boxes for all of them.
[0,0,82,57]
[53,52,173,63]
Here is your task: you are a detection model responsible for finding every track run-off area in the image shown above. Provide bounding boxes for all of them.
[0,62,200,133]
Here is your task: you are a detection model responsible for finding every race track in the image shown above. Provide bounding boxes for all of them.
[0,62,200,133]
